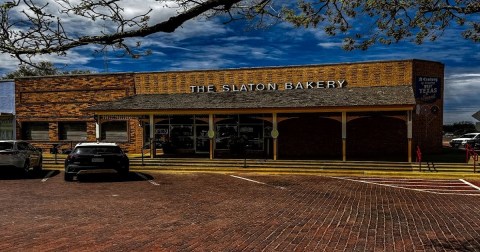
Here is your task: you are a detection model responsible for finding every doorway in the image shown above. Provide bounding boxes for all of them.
[195,125,209,153]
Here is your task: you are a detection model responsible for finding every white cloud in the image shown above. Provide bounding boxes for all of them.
[0,49,95,77]
[220,36,263,42]
[317,42,343,49]
[443,70,480,123]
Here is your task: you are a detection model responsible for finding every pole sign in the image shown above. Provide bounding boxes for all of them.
[415,76,440,103]
[472,111,480,121]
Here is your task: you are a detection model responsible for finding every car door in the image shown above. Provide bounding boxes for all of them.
[17,142,37,167]
[26,143,41,166]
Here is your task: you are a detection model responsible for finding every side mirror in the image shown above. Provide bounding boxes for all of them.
[63,149,72,155]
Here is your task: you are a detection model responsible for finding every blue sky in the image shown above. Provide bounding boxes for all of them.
[0,1,479,125]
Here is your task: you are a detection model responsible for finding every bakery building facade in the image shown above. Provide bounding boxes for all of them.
[14,59,444,162]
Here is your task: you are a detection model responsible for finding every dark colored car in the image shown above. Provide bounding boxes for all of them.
[64,142,129,181]
[0,140,43,174]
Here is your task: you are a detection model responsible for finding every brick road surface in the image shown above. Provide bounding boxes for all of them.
[1,171,480,251]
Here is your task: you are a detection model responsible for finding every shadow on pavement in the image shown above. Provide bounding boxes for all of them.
[75,172,152,183]
[0,169,60,180]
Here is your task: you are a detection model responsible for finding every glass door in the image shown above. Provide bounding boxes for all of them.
[195,125,209,153]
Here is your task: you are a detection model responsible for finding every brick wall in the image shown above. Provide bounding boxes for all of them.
[411,60,444,154]
[134,60,414,94]
[15,74,139,153]
[13,59,444,157]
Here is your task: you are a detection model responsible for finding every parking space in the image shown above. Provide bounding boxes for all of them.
[1,171,480,251]
[332,176,480,195]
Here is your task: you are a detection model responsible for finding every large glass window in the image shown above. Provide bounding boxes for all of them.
[170,125,194,149]
[215,125,238,150]
[146,115,208,152]
[101,121,128,142]
[22,122,49,141]
[215,115,265,151]
[59,122,87,141]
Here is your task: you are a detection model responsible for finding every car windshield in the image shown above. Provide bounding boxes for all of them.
[73,146,122,155]
[0,142,14,151]
[461,134,478,138]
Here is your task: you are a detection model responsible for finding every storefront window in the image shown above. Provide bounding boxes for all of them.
[22,122,49,141]
[215,125,238,150]
[170,125,194,149]
[59,122,87,141]
[101,121,128,142]
[147,115,209,152]
[215,114,266,151]
[0,118,14,140]
[239,125,264,150]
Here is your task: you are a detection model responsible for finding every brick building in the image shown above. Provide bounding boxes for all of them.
[15,59,444,161]
[0,80,15,140]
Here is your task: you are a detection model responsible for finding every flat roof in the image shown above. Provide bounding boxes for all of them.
[87,85,415,113]
[14,59,443,80]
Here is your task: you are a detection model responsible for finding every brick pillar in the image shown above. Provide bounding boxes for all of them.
[49,122,58,142]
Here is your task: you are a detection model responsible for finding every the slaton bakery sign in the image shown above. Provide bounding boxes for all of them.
[189,80,346,93]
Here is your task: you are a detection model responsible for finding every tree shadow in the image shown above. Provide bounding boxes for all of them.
[431,238,480,251]
[0,169,60,180]
[74,171,152,183]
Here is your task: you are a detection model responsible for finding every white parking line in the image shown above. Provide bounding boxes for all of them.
[41,170,55,182]
[135,172,160,186]
[230,175,286,190]
[331,177,480,196]
[460,179,480,191]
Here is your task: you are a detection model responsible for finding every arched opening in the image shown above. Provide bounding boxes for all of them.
[347,115,407,161]
[278,114,342,160]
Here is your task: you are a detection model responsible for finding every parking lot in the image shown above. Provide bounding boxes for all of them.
[1,170,480,251]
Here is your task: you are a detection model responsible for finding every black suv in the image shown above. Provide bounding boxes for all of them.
[64,142,129,181]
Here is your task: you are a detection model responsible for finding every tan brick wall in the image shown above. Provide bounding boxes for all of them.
[134,60,414,94]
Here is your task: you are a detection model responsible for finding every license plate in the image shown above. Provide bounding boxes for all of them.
[92,158,104,163]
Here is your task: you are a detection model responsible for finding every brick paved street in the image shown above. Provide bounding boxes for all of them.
[1,171,480,251]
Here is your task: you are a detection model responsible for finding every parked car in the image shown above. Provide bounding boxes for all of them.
[0,140,43,174]
[64,142,129,181]
[449,132,480,149]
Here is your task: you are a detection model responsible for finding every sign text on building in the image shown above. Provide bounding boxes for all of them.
[415,76,440,103]
[189,80,346,93]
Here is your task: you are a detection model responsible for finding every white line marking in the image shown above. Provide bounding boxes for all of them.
[135,172,160,186]
[230,175,267,185]
[363,181,465,185]
[230,175,285,190]
[331,177,480,196]
[384,184,471,188]
[459,179,480,191]
[41,170,55,182]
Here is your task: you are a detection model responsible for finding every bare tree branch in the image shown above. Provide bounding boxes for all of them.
[0,0,479,67]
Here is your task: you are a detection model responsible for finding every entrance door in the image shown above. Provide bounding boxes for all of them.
[195,125,209,153]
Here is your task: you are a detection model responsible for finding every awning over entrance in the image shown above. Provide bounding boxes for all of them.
[86,86,416,114]
[86,85,417,162]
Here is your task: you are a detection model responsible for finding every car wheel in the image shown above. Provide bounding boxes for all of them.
[118,168,129,178]
[34,158,43,173]
[23,160,30,176]
[64,172,74,181]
